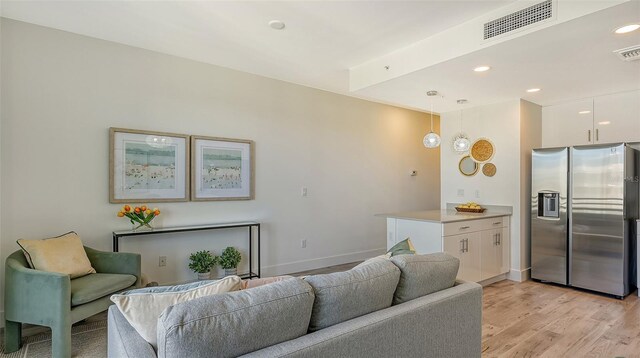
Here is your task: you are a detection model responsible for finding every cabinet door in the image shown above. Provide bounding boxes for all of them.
[594,90,640,144]
[481,229,501,280]
[443,234,466,279]
[500,226,510,274]
[444,232,482,282]
[465,232,482,282]
[542,99,594,147]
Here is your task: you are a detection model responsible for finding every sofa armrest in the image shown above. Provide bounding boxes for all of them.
[243,281,483,358]
[107,306,156,358]
[4,253,71,325]
[85,247,141,285]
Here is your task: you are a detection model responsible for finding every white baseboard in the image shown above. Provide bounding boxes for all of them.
[508,267,531,282]
[479,274,508,286]
[261,248,386,277]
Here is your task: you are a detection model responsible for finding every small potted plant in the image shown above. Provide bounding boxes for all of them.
[188,250,218,280]
[219,247,242,277]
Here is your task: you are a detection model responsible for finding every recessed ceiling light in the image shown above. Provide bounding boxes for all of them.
[473,66,491,72]
[527,88,541,93]
[598,121,611,125]
[615,24,640,34]
[578,110,591,114]
[268,20,286,30]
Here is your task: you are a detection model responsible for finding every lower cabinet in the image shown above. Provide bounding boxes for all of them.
[386,215,510,283]
[442,219,510,283]
[443,232,482,282]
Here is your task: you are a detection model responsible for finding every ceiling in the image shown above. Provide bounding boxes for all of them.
[1,0,639,113]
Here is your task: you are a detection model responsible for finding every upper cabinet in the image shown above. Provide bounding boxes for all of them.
[593,91,640,144]
[542,90,640,148]
[542,99,593,147]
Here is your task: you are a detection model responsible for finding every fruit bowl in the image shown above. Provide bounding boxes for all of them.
[455,202,486,213]
[455,207,486,213]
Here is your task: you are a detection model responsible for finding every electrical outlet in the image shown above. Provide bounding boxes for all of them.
[302,187,308,197]
[159,256,167,267]
[301,239,307,248]
[475,190,480,198]
[457,189,465,197]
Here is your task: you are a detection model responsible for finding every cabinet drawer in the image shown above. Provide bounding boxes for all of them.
[480,216,507,230]
[443,220,482,236]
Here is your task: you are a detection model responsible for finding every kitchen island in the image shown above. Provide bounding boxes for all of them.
[378,205,512,284]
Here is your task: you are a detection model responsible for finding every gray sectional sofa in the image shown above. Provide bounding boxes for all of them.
[108,253,483,358]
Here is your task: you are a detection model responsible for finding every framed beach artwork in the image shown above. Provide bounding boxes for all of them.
[191,136,254,201]
[109,128,189,203]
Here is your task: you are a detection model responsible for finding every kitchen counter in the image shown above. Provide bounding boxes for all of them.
[377,205,512,223]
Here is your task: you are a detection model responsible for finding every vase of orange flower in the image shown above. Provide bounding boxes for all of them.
[117,205,160,231]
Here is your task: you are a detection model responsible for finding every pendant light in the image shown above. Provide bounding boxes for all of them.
[423,91,441,148]
[452,99,471,153]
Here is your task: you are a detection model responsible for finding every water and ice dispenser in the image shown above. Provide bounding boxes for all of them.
[538,192,559,218]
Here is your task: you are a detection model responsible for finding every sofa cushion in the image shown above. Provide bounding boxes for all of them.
[241,275,294,290]
[390,253,460,305]
[17,231,96,279]
[71,273,136,306]
[157,277,314,358]
[111,276,242,349]
[304,258,400,332]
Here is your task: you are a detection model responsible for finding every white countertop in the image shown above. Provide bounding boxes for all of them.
[377,208,512,223]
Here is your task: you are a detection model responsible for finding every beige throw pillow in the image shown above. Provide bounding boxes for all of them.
[110,275,243,349]
[17,231,96,279]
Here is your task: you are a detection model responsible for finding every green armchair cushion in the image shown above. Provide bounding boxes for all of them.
[71,273,137,306]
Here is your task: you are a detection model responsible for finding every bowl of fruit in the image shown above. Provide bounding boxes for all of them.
[455,202,486,213]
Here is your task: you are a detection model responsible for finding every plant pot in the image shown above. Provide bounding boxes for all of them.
[224,268,237,277]
[132,222,153,232]
[197,272,211,280]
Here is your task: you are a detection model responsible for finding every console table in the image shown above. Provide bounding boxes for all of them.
[112,221,261,279]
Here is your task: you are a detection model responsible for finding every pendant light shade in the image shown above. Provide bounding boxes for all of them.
[453,134,470,152]
[424,132,441,148]
[423,91,440,149]
[452,104,470,153]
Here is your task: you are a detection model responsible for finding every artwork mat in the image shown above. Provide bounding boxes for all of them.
[109,127,190,203]
[191,135,255,201]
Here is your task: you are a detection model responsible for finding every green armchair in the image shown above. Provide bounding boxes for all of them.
[4,246,141,358]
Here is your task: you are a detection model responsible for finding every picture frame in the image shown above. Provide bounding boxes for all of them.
[109,128,190,203]
[191,135,254,201]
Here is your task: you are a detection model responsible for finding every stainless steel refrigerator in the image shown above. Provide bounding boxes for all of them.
[531,143,639,297]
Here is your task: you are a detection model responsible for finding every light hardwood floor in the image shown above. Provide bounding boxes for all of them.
[482,280,640,358]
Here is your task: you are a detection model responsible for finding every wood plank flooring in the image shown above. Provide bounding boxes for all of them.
[482,280,640,358]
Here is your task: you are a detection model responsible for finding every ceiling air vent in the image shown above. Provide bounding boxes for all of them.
[614,45,640,61]
[484,0,553,40]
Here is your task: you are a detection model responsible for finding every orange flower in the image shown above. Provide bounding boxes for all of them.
[117,212,125,217]
[134,207,141,214]
[154,210,160,216]
[141,205,147,211]
[123,205,131,212]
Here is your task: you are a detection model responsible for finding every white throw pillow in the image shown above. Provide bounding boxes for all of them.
[110,276,242,348]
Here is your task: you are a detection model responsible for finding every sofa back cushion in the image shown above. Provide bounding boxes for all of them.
[111,276,242,349]
[157,277,314,358]
[390,253,459,305]
[304,258,400,332]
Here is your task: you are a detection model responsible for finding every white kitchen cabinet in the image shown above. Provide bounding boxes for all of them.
[542,99,594,148]
[443,232,482,282]
[542,90,640,148]
[384,212,511,284]
[594,91,640,144]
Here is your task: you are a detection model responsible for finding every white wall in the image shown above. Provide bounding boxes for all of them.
[441,99,541,280]
[0,19,441,314]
